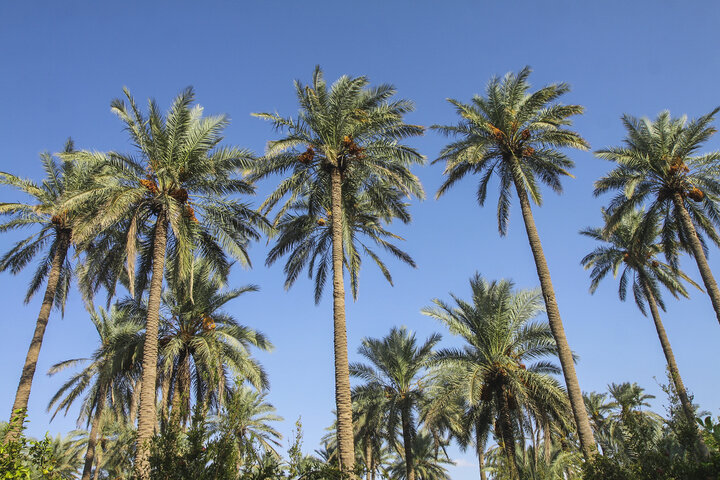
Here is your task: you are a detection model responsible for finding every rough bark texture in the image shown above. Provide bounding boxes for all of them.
[400,406,415,480]
[81,383,106,480]
[543,418,551,464]
[134,213,168,480]
[92,441,103,480]
[510,164,597,460]
[499,393,519,480]
[330,167,355,473]
[364,436,373,480]
[171,350,191,424]
[6,230,70,439]
[673,193,720,325]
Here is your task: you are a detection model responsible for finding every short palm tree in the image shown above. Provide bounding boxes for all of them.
[208,385,283,462]
[0,140,88,437]
[151,259,272,423]
[594,109,720,325]
[252,67,425,471]
[422,274,572,480]
[350,326,440,480]
[65,87,266,479]
[47,306,142,480]
[432,67,596,459]
[388,431,452,480]
[581,209,701,427]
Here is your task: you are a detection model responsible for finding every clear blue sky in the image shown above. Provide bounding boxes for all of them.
[1,1,720,477]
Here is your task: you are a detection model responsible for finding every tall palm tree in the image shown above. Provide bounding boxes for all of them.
[594,109,720,325]
[65,87,266,479]
[350,326,440,480]
[0,140,88,437]
[252,67,425,471]
[432,67,597,459]
[47,306,142,480]
[422,274,573,480]
[580,209,701,427]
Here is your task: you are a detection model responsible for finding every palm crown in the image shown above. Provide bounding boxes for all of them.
[0,140,82,309]
[581,209,700,314]
[594,109,720,258]
[433,66,588,235]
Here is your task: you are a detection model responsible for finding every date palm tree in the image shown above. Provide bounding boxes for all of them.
[350,327,440,480]
[580,209,701,428]
[432,67,597,459]
[422,274,572,479]
[0,140,88,437]
[252,67,425,471]
[47,306,142,480]
[152,258,271,423]
[65,87,266,479]
[594,109,720,325]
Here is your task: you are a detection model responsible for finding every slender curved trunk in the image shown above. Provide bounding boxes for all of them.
[330,167,355,473]
[642,276,710,458]
[673,193,720,325]
[400,405,415,480]
[81,383,107,480]
[6,230,70,439]
[510,160,597,460]
[475,424,487,480]
[134,212,168,480]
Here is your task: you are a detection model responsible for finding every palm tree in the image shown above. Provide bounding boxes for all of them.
[252,67,425,471]
[422,274,573,479]
[152,258,271,423]
[47,306,142,480]
[388,432,452,480]
[594,109,720,325]
[580,209,701,428]
[208,385,283,463]
[350,326,440,480]
[431,67,597,459]
[353,391,388,480]
[65,87,266,479]
[0,140,89,437]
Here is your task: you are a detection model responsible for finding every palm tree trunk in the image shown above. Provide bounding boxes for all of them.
[400,405,415,480]
[364,435,373,480]
[171,350,190,424]
[92,440,103,480]
[672,193,720,325]
[498,393,519,480]
[329,167,355,473]
[134,212,168,480]
[642,276,709,458]
[543,418,551,464]
[81,383,107,480]
[510,166,597,460]
[475,426,487,480]
[6,230,70,439]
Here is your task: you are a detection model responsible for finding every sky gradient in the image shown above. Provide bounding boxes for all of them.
[1,2,720,478]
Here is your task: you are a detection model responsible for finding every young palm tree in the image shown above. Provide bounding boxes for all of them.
[47,306,143,480]
[388,432,452,480]
[422,274,573,480]
[350,327,440,480]
[594,109,720,325]
[252,67,425,471]
[152,259,272,423]
[208,385,283,462]
[65,87,266,479]
[0,140,88,436]
[432,67,597,459]
[580,209,701,427]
